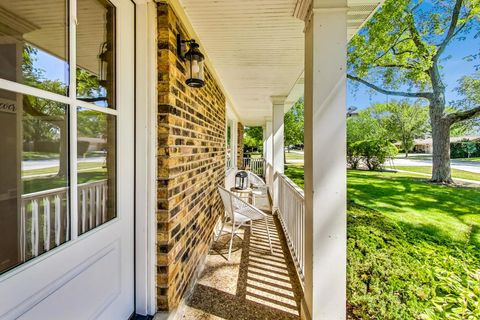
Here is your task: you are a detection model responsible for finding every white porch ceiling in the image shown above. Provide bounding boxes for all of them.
[178,0,382,125]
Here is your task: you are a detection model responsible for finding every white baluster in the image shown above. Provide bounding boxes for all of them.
[55,195,61,246]
[96,185,101,226]
[31,200,39,257]
[81,189,86,234]
[89,187,94,230]
[43,197,51,251]
[20,202,26,261]
[65,191,70,241]
[102,184,107,223]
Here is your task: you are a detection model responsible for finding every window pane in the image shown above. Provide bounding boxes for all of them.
[0,89,69,275]
[76,0,116,108]
[0,0,69,95]
[77,108,116,234]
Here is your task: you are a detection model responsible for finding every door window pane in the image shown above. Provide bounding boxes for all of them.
[76,0,116,108]
[0,89,69,275]
[77,108,116,234]
[0,0,69,95]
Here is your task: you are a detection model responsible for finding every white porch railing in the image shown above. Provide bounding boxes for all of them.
[242,157,265,177]
[21,180,108,260]
[274,172,305,283]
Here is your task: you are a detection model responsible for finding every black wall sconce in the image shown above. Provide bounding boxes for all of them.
[177,34,205,88]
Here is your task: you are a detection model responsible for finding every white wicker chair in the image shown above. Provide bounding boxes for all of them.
[217,186,273,260]
[247,171,269,205]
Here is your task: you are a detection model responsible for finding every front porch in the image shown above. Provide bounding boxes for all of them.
[183,212,303,320]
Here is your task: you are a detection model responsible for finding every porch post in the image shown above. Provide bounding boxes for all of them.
[303,1,347,319]
[264,119,273,186]
[272,96,286,175]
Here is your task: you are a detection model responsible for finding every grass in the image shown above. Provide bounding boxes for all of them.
[284,165,304,188]
[455,157,480,162]
[390,165,480,182]
[284,165,480,318]
[23,162,104,177]
[285,152,304,161]
[23,170,107,194]
[23,152,59,160]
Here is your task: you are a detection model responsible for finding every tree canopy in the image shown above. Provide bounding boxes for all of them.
[347,0,480,182]
[284,98,304,150]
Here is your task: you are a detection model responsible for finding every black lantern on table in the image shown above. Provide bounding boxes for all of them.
[235,171,249,190]
[177,34,205,88]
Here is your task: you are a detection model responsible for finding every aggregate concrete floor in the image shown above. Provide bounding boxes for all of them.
[182,205,302,320]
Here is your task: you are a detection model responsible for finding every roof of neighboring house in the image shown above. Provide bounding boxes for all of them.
[407,136,480,146]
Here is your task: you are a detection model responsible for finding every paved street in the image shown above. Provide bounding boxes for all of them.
[22,156,106,170]
[391,155,480,173]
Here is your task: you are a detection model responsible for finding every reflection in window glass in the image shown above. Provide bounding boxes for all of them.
[76,0,116,108]
[77,108,116,234]
[226,120,233,168]
[0,89,69,275]
[0,0,69,95]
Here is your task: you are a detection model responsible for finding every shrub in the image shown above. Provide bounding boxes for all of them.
[347,141,362,169]
[451,141,480,159]
[347,203,480,320]
[353,139,398,170]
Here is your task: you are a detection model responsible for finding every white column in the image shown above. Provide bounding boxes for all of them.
[264,119,273,187]
[303,2,347,320]
[272,96,286,175]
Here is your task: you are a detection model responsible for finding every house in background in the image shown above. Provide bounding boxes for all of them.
[410,136,480,154]
[0,0,382,319]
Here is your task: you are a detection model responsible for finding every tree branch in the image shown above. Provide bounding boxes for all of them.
[445,105,480,124]
[347,74,433,99]
[376,63,416,70]
[436,0,464,58]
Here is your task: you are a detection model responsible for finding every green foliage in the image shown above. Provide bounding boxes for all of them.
[370,102,429,155]
[451,141,480,158]
[284,99,304,149]
[348,0,480,93]
[347,110,387,143]
[243,126,263,151]
[347,202,480,320]
[347,170,480,319]
[350,140,398,170]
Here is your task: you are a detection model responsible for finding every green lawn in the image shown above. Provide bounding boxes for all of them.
[23,170,107,194]
[284,165,304,188]
[390,165,480,182]
[455,157,480,162]
[285,152,304,161]
[23,152,59,161]
[23,162,104,177]
[284,166,480,319]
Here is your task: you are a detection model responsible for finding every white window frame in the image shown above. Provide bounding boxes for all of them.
[0,0,120,271]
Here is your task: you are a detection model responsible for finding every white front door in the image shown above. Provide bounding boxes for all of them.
[0,0,135,318]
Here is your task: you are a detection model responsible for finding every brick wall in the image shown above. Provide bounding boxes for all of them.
[157,2,226,311]
[237,122,244,168]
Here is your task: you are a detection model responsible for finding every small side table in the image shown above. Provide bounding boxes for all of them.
[230,187,253,204]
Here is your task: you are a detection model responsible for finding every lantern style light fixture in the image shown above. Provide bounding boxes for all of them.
[177,34,205,88]
[235,171,249,190]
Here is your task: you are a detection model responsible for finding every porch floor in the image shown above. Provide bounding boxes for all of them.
[182,204,302,320]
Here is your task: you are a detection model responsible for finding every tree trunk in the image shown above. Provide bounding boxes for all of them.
[431,118,452,183]
[57,122,67,178]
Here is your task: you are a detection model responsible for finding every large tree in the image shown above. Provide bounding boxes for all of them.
[370,102,429,157]
[348,0,480,183]
[284,98,304,151]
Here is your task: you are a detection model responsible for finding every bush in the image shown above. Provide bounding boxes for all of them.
[347,203,480,320]
[349,140,398,170]
[347,141,362,169]
[451,141,480,159]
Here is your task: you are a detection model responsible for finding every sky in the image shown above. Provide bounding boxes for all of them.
[347,3,480,111]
